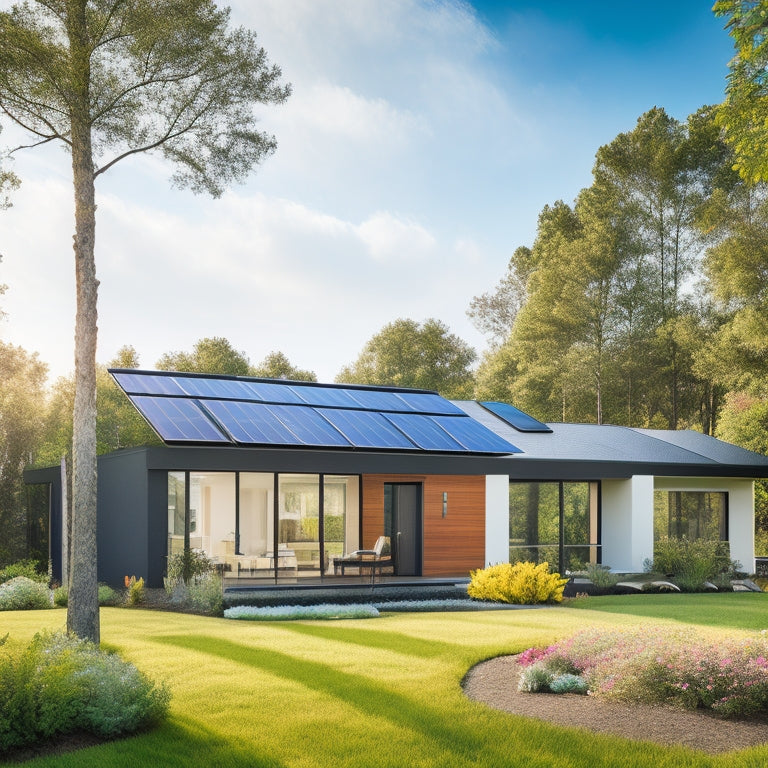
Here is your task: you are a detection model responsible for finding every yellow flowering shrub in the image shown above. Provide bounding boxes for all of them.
[467,561,568,604]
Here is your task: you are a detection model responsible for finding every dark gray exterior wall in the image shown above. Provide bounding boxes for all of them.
[97,449,151,588]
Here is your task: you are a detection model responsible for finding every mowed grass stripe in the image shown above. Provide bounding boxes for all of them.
[2,597,768,767]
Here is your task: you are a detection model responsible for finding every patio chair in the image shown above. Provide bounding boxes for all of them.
[333,536,392,581]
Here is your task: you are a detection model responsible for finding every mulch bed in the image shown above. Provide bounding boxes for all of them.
[462,655,768,754]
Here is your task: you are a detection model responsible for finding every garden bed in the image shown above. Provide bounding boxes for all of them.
[463,655,768,754]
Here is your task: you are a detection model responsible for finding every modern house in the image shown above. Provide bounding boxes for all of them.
[23,369,768,589]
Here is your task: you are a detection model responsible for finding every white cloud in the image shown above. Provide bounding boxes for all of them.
[357,212,436,262]
[281,81,428,146]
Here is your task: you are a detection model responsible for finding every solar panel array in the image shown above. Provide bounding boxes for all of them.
[479,401,553,433]
[110,370,521,454]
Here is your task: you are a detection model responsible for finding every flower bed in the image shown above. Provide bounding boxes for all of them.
[224,603,381,621]
[518,626,768,718]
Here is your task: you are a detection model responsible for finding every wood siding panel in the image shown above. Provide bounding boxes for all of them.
[362,474,485,577]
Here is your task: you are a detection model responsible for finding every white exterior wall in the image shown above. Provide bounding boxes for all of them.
[601,476,654,572]
[654,477,755,573]
[485,475,509,566]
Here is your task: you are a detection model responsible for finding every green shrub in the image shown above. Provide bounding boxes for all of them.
[187,573,223,615]
[0,631,170,752]
[0,560,47,585]
[652,537,739,591]
[468,562,568,604]
[0,577,52,611]
[125,576,145,606]
[549,673,588,694]
[53,583,120,608]
[584,563,620,589]
[98,583,120,606]
[517,662,552,692]
[166,549,214,592]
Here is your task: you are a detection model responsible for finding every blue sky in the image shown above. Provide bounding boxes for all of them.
[0,0,735,384]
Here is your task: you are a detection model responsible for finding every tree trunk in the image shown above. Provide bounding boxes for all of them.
[66,0,100,644]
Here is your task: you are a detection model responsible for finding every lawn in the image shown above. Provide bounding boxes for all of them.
[3,594,768,768]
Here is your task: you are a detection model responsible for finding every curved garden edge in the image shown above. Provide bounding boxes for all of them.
[462,655,768,755]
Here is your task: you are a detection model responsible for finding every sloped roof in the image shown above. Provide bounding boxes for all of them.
[454,400,768,479]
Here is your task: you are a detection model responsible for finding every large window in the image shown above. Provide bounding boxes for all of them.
[166,471,359,581]
[654,491,727,542]
[509,481,600,573]
[324,476,356,573]
[279,474,321,575]
[167,471,186,557]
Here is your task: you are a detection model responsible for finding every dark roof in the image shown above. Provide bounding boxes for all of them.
[454,400,768,479]
[109,369,520,456]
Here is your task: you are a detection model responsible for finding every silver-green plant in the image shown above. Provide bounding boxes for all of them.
[187,573,224,615]
[0,631,170,752]
[0,577,52,610]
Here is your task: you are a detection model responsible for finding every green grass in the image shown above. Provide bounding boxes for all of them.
[3,595,768,767]
[568,591,768,630]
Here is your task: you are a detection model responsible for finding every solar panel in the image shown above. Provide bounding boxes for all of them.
[382,413,465,451]
[395,392,465,415]
[247,381,306,404]
[289,385,364,409]
[267,404,351,447]
[346,388,418,412]
[111,369,523,454]
[480,401,553,433]
[175,376,259,400]
[201,400,303,445]
[131,396,229,442]
[317,409,418,449]
[112,372,186,396]
[432,415,521,453]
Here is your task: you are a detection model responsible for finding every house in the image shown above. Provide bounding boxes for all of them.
[23,369,768,588]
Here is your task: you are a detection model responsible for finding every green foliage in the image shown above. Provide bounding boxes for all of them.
[54,584,121,608]
[0,577,51,610]
[125,576,146,606]
[584,563,620,589]
[549,673,589,694]
[715,0,768,184]
[716,392,768,554]
[472,106,737,430]
[250,351,317,381]
[323,514,345,542]
[98,583,120,606]
[157,337,251,375]
[517,662,553,692]
[467,562,568,604]
[225,603,381,621]
[187,573,224,615]
[650,537,738,591]
[0,559,47,585]
[166,549,215,591]
[0,343,48,564]
[0,631,170,752]
[337,318,477,399]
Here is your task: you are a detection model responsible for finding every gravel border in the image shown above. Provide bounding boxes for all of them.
[462,655,768,754]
